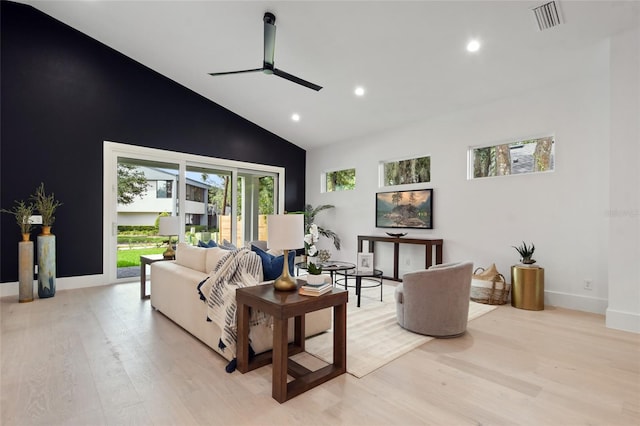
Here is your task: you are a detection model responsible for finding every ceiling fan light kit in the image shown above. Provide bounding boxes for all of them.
[209,12,322,91]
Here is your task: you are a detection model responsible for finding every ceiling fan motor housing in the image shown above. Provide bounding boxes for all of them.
[263,12,275,25]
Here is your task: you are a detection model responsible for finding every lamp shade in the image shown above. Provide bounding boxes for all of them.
[267,214,304,250]
[158,216,180,236]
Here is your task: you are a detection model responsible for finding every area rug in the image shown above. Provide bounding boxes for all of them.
[304,283,497,378]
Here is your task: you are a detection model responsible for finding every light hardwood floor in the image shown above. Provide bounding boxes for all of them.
[1,281,638,426]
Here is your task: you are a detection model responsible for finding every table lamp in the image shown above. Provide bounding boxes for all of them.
[267,214,304,291]
[159,216,180,259]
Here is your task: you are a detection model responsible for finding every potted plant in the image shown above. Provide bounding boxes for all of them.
[513,241,536,265]
[31,182,62,234]
[1,199,35,241]
[1,199,36,302]
[306,261,325,285]
[304,223,325,285]
[31,183,62,299]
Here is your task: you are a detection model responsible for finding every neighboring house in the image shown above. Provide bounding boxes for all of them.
[117,166,215,228]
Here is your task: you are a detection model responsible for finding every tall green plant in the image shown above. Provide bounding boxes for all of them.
[1,199,35,234]
[302,204,341,250]
[31,183,62,227]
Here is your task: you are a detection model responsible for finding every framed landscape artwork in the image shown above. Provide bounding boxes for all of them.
[376,189,433,229]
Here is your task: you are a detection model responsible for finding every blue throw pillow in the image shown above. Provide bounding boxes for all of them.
[198,239,217,248]
[251,245,295,281]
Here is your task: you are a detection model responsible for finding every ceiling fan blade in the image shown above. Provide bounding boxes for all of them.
[273,68,322,91]
[208,68,264,77]
[263,12,276,66]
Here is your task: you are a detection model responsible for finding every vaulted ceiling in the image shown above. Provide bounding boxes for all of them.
[18,1,640,149]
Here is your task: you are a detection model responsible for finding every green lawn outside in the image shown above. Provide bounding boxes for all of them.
[117,247,166,267]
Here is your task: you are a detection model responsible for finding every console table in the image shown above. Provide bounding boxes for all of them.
[357,235,443,281]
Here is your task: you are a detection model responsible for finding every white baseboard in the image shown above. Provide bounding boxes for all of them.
[0,274,109,298]
[544,290,608,315]
[605,308,640,334]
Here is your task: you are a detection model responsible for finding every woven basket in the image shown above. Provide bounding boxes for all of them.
[470,265,510,305]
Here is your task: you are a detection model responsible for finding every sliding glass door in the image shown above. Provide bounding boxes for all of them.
[238,170,277,246]
[104,142,284,284]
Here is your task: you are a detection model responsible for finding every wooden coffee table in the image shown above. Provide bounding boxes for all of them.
[236,282,348,403]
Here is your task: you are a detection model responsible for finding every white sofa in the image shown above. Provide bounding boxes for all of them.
[150,243,332,362]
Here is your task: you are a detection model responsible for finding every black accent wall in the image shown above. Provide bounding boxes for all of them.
[0,1,306,283]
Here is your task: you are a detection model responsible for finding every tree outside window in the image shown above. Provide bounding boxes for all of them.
[326,168,356,192]
[383,156,430,186]
[472,136,554,179]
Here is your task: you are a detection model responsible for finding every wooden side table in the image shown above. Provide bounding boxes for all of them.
[139,254,173,299]
[236,282,348,403]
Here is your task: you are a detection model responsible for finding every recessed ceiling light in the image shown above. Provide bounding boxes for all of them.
[466,39,481,53]
[291,113,300,122]
[354,86,365,97]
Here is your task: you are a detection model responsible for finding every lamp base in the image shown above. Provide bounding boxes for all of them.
[273,275,297,291]
[273,249,297,291]
[163,245,175,260]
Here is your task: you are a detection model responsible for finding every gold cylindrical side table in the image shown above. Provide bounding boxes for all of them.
[511,265,544,310]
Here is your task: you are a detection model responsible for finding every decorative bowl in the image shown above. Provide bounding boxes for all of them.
[385,232,407,238]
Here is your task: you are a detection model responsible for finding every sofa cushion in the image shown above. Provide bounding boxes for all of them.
[251,245,295,281]
[175,242,207,273]
[205,246,228,273]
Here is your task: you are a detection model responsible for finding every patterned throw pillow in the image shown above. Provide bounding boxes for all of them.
[250,245,295,281]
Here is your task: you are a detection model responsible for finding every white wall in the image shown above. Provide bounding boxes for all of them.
[607,26,640,333]
[307,41,620,320]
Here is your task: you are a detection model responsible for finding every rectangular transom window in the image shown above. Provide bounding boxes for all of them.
[325,168,356,192]
[381,155,431,187]
[469,136,555,179]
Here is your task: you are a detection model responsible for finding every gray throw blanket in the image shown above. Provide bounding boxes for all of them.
[205,247,269,358]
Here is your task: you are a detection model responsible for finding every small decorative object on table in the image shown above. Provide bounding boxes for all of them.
[357,252,374,273]
[317,249,331,263]
[385,232,407,238]
[306,261,325,285]
[299,282,332,296]
[304,223,325,285]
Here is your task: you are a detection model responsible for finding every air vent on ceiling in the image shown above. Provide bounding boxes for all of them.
[532,1,564,31]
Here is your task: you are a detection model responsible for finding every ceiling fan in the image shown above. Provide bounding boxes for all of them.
[208,12,322,91]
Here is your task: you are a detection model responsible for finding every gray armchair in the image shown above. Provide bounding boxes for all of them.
[394,261,473,337]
